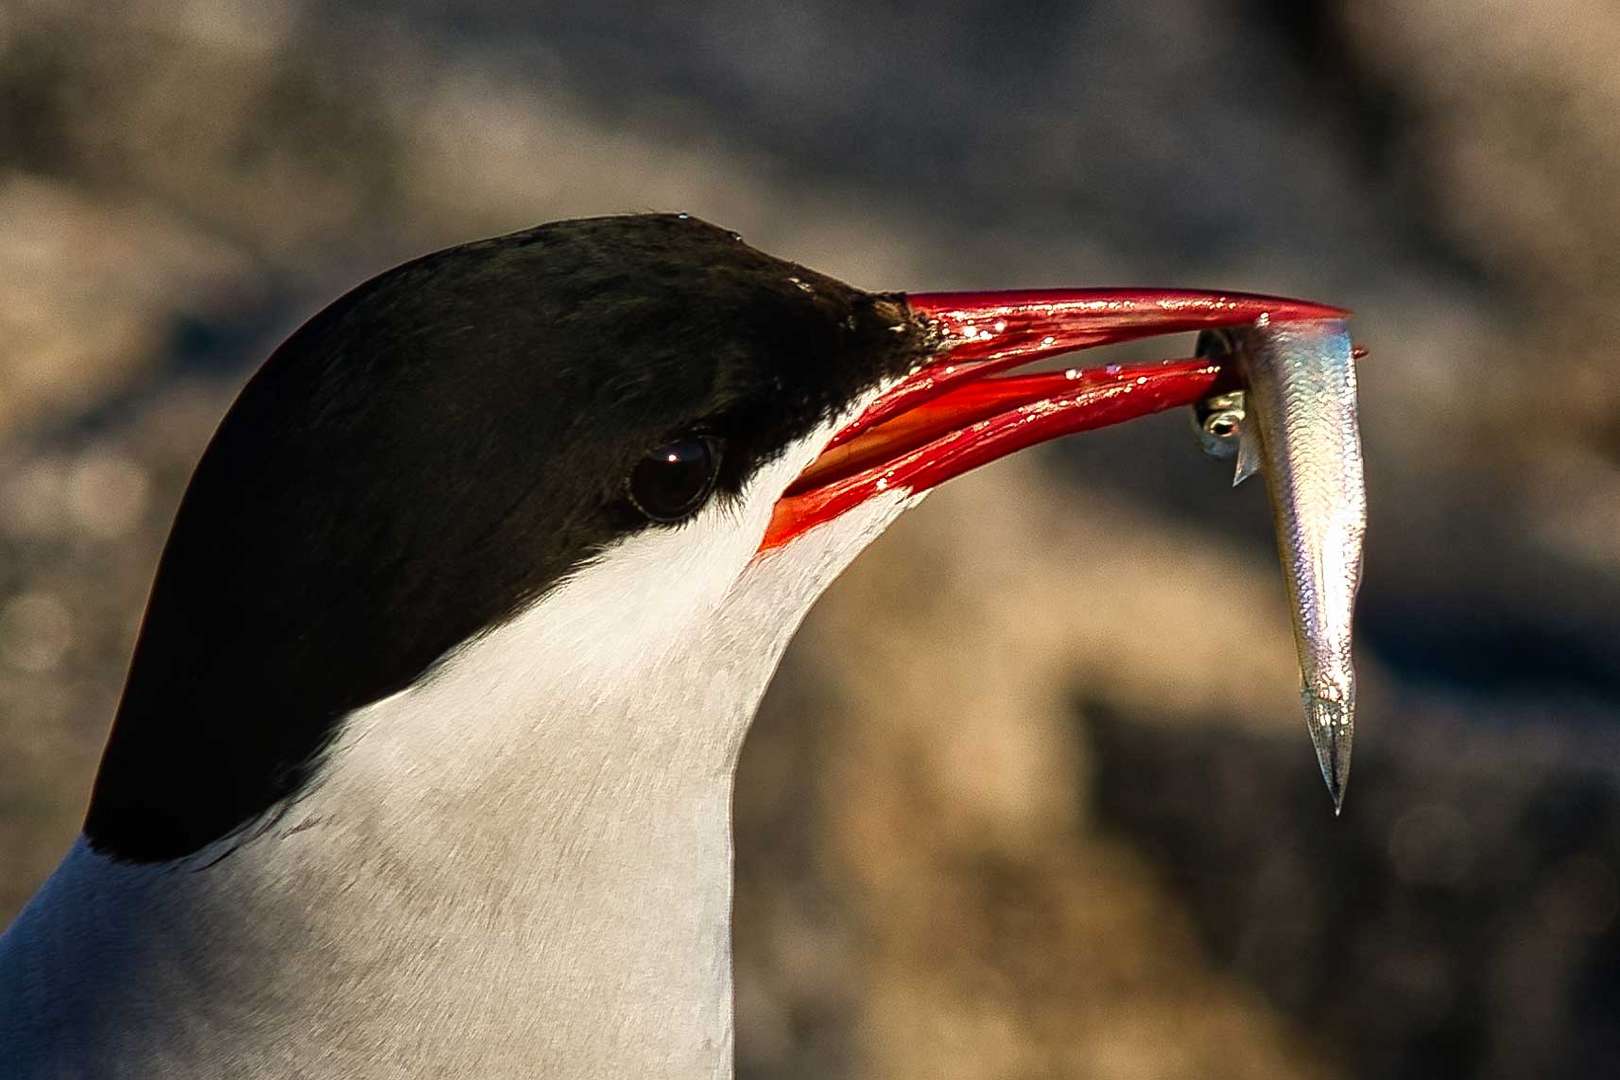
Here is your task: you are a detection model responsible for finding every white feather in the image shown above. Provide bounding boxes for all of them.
[1,400,920,1079]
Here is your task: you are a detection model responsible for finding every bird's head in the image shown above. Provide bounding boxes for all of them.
[86,214,1341,864]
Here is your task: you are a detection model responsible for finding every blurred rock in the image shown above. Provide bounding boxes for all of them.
[4,1,1620,1077]
[1091,694,1620,1078]
[739,462,1345,1077]
[0,175,256,435]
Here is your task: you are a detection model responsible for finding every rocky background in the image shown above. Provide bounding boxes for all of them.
[3,1,1619,1076]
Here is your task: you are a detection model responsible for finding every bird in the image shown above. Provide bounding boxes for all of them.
[0,214,1341,1078]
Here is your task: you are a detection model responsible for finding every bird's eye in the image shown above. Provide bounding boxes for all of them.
[626,435,723,523]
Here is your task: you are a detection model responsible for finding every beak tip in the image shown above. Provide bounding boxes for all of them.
[1290,300,1353,322]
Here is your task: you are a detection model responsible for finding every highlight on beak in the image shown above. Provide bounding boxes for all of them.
[763,288,1349,550]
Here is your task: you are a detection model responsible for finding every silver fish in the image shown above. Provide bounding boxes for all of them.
[1202,319,1366,811]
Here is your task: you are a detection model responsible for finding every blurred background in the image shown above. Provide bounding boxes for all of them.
[3,0,1618,1076]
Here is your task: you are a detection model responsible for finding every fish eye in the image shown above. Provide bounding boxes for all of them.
[625,435,723,523]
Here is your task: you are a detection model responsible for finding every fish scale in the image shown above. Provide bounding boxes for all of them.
[1223,318,1366,810]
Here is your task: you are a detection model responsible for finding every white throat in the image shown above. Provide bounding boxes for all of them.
[2,420,915,1080]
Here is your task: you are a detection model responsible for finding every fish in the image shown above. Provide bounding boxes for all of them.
[1200,318,1366,811]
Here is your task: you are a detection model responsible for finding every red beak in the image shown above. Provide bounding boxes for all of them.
[762,288,1349,551]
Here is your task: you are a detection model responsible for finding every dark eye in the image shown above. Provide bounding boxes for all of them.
[626,435,723,523]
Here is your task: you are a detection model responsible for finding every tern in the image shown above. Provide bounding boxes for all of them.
[0,215,1343,1078]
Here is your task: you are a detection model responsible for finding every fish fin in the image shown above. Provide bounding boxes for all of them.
[1233,423,1263,487]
